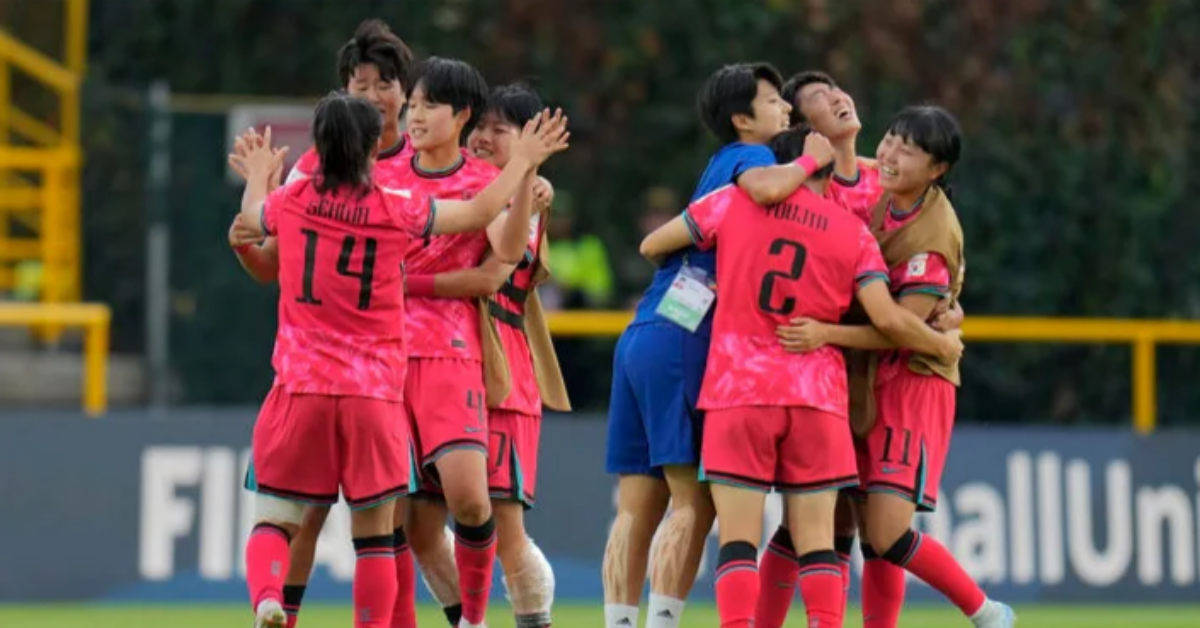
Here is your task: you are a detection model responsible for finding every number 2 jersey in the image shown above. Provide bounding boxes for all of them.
[261,177,434,401]
[684,184,889,416]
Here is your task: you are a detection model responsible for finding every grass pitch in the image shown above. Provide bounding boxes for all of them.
[1,603,1198,627]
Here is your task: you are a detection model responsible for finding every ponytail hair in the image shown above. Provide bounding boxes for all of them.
[311,92,381,197]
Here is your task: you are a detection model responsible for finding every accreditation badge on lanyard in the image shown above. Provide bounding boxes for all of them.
[655,256,715,333]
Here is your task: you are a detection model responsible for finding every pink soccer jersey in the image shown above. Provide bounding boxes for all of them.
[261,177,434,401]
[827,159,883,225]
[684,184,889,416]
[494,213,545,416]
[390,151,501,360]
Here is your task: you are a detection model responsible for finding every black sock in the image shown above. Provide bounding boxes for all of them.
[444,603,463,626]
[282,584,306,618]
[881,529,919,567]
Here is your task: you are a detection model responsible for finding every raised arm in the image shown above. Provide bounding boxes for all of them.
[484,171,537,263]
[432,109,568,236]
[737,132,833,204]
[228,214,280,284]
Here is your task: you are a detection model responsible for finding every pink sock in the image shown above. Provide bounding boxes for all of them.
[454,517,498,625]
[716,542,759,628]
[797,551,845,628]
[861,546,906,628]
[885,530,985,616]
[390,528,417,628]
[246,523,290,611]
[353,535,398,628]
[755,527,799,628]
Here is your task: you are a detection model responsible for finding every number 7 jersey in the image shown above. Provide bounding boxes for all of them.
[683,184,888,416]
[261,178,435,401]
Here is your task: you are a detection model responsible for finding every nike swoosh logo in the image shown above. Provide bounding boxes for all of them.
[881,466,903,474]
[465,427,483,433]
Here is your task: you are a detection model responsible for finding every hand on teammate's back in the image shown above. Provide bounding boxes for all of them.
[803,131,836,168]
[939,328,965,362]
[511,108,570,168]
[775,317,829,353]
[930,299,964,331]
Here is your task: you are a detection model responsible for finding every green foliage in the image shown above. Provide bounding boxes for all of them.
[53,0,1200,419]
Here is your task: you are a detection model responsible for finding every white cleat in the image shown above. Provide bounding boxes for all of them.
[254,598,287,628]
[971,599,1017,628]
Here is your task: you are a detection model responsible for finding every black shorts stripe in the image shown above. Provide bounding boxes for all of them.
[424,439,488,468]
[701,469,773,491]
[345,483,410,508]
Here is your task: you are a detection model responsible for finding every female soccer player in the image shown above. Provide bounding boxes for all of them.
[776,106,1016,628]
[231,93,568,628]
[401,82,568,628]
[396,58,557,628]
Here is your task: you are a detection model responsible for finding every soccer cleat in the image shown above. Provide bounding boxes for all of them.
[254,599,287,628]
[970,600,1017,628]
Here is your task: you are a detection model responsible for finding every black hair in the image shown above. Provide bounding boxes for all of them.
[769,124,834,180]
[408,57,489,140]
[312,92,381,197]
[885,105,962,199]
[696,62,784,145]
[336,19,415,90]
[781,71,837,127]
[485,82,544,127]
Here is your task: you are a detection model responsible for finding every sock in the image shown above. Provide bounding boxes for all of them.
[834,535,855,613]
[715,541,759,628]
[391,528,417,628]
[454,517,498,625]
[515,612,553,628]
[646,593,684,628]
[246,523,291,611]
[861,544,905,628]
[604,604,639,628]
[283,585,306,628]
[883,530,986,616]
[755,526,798,628]
[797,550,844,628]
[353,535,398,628]
[443,604,463,626]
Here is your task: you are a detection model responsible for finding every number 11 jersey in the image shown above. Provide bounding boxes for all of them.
[261,178,435,401]
[683,184,888,416]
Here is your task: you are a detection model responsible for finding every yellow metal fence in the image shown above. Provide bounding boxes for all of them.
[545,311,1200,434]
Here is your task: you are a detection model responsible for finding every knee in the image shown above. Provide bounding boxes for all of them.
[865,524,906,555]
[449,496,492,526]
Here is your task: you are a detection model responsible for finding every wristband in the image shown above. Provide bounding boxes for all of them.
[795,155,820,177]
[232,243,253,254]
[407,274,436,297]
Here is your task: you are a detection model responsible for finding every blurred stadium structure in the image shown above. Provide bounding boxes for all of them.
[3,0,1200,619]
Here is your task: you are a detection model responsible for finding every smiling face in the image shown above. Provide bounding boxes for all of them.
[467,111,519,168]
[345,63,404,135]
[735,79,792,143]
[875,131,948,195]
[794,82,861,140]
[405,81,470,152]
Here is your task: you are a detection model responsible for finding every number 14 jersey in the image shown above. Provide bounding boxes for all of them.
[261,178,434,401]
[683,184,888,416]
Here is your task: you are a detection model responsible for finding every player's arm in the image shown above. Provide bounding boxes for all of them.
[780,290,947,352]
[736,133,834,205]
[638,215,693,264]
[230,128,286,242]
[432,109,568,236]
[484,171,537,264]
[932,299,964,331]
[406,255,517,298]
[855,283,961,360]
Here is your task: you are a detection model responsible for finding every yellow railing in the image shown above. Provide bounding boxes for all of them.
[0,0,87,317]
[545,311,1200,435]
[0,302,110,416]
